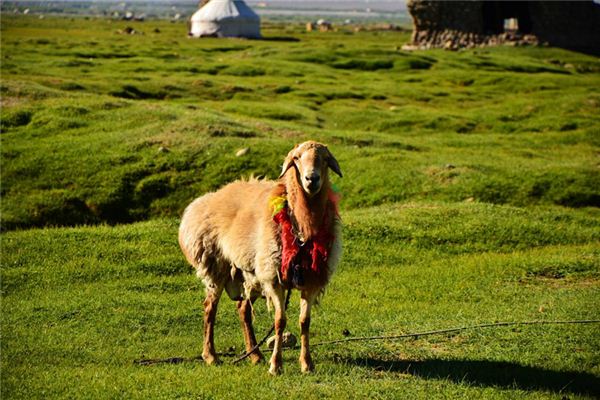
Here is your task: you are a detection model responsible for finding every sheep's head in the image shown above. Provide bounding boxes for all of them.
[279,141,342,197]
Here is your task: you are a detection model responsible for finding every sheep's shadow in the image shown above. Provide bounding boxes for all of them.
[338,356,600,397]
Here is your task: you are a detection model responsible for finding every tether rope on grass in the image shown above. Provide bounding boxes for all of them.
[135,290,293,367]
[309,319,600,348]
[133,319,600,366]
[231,287,292,365]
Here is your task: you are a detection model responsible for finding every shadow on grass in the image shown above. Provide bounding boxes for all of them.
[261,36,301,42]
[341,356,600,397]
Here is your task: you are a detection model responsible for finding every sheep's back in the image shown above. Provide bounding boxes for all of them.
[179,179,277,279]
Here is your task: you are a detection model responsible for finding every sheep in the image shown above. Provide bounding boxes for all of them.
[178,141,343,375]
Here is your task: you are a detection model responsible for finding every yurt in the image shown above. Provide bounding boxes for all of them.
[189,0,261,39]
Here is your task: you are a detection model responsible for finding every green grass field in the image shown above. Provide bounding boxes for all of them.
[1,16,599,399]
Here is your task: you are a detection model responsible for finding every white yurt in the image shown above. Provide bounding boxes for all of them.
[189,0,261,39]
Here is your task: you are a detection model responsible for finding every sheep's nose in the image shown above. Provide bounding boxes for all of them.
[305,174,320,184]
[305,174,321,192]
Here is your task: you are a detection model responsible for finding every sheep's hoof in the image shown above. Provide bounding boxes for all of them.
[249,351,264,365]
[300,359,314,373]
[268,363,283,376]
[202,353,221,366]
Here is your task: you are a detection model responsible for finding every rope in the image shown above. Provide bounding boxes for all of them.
[133,318,599,366]
[231,288,293,364]
[310,319,600,347]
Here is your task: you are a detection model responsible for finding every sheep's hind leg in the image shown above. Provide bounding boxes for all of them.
[237,296,264,364]
[299,290,317,373]
[202,287,223,365]
[266,286,287,375]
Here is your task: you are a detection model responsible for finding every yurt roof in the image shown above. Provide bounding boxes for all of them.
[191,0,260,23]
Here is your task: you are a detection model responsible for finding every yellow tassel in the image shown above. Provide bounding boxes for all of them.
[269,195,287,216]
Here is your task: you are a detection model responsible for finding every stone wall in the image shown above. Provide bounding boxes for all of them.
[406,0,600,55]
[528,2,600,53]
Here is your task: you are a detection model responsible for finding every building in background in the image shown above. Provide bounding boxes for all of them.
[406,0,600,55]
[189,0,261,39]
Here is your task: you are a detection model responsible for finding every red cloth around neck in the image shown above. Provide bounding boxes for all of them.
[272,189,339,284]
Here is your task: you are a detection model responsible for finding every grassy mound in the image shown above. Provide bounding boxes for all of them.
[1,16,599,230]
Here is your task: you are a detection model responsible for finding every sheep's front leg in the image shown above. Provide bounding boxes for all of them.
[267,286,287,375]
[202,288,222,365]
[299,290,317,373]
[237,297,264,364]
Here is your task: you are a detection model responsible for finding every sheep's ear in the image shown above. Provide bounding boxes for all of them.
[327,149,343,178]
[279,156,295,179]
[279,144,299,179]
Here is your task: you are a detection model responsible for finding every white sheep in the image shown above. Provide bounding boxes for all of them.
[178,141,343,375]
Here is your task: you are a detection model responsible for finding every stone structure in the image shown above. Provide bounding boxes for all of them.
[406,0,600,55]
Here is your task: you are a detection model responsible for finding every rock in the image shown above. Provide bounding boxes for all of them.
[118,26,142,35]
[235,148,249,157]
[157,146,169,153]
[267,332,297,349]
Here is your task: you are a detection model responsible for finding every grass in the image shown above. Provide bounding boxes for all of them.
[2,205,599,398]
[2,16,599,229]
[1,15,599,399]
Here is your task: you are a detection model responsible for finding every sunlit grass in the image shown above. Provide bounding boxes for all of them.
[1,15,599,399]
[1,16,599,229]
